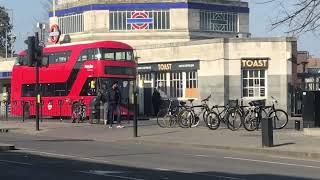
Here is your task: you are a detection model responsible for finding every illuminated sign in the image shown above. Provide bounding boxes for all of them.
[158,64,172,71]
[241,59,269,69]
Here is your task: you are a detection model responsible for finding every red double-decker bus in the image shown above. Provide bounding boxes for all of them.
[11,41,137,119]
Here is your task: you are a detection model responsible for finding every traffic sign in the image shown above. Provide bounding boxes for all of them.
[127,12,153,30]
[49,24,61,44]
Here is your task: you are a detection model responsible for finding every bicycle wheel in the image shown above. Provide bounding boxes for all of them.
[178,109,194,128]
[269,109,288,129]
[243,110,258,131]
[191,115,200,128]
[206,111,220,130]
[226,108,242,131]
[164,114,174,128]
[202,110,210,125]
[157,109,168,128]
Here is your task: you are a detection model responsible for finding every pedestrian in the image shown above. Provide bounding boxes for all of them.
[97,83,109,126]
[107,81,124,128]
[152,88,161,116]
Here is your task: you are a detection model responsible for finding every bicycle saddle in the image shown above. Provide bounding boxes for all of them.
[188,99,195,103]
[180,101,187,106]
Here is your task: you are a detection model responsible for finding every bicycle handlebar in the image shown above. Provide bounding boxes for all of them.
[201,94,211,102]
[271,96,278,104]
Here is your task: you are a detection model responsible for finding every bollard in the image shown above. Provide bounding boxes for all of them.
[295,120,301,131]
[261,117,273,147]
[22,102,25,122]
[133,92,138,138]
[5,101,8,121]
[59,100,63,122]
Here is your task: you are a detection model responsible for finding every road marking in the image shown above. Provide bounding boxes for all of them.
[0,159,32,166]
[155,168,170,171]
[79,170,145,180]
[183,154,210,157]
[224,157,320,169]
[20,148,111,164]
[271,156,320,163]
[195,173,247,180]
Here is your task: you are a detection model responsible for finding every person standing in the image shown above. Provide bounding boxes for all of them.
[97,83,109,126]
[107,81,124,128]
[152,88,161,116]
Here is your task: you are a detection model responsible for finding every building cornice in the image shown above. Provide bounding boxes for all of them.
[51,0,249,17]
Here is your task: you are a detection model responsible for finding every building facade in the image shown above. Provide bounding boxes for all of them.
[50,0,250,46]
[0,58,15,102]
[49,0,296,115]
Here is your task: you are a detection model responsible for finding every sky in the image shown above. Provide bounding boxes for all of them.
[0,0,319,57]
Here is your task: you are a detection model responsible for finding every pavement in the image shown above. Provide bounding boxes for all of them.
[0,117,320,160]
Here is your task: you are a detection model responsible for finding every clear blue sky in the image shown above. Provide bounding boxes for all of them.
[0,0,319,57]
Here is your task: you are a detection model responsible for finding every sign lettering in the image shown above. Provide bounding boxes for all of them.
[158,64,172,71]
[241,59,268,69]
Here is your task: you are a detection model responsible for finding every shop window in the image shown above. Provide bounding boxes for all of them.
[170,72,183,98]
[155,73,167,97]
[186,71,198,88]
[242,69,266,98]
[139,73,151,81]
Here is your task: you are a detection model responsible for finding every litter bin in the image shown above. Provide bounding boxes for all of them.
[261,117,273,147]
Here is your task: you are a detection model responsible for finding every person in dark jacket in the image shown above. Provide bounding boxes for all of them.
[152,88,161,116]
[98,83,109,125]
[107,81,123,128]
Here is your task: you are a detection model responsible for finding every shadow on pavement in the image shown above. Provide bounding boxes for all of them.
[37,139,95,142]
[0,151,316,180]
[273,142,296,147]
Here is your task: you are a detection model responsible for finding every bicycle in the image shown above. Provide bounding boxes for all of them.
[178,95,212,128]
[157,99,186,128]
[72,99,87,123]
[243,97,288,131]
[206,99,243,131]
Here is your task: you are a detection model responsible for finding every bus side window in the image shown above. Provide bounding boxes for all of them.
[115,51,126,60]
[80,78,97,96]
[78,49,88,62]
[49,53,55,64]
[22,84,35,97]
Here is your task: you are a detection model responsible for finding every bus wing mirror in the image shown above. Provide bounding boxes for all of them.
[41,55,49,67]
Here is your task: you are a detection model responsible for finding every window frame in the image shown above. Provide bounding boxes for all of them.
[58,13,84,34]
[46,51,72,64]
[78,48,134,62]
[200,10,238,33]
[242,69,267,98]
